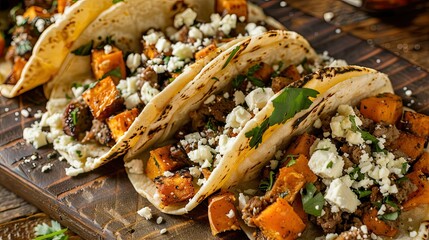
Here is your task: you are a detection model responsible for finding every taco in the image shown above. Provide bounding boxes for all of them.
[123,29,342,215]
[0,0,116,98]
[23,0,282,176]
[208,66,429,239]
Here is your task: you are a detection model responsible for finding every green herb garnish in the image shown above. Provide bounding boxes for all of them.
[285,155,297,167]
[101,67,122,79]
[380,211,399,221]
[247,64,262,76]
[245,88,318,148]
[247,76,265,87]
[326,161,333,169]
[34,220,68,240]
[232,75,246,89]
[349,167,365,181]
[211,77,219,81]
[222,45,240,69]
[71,40,93,56]
[315,147,330,151]
[349,115,385,153]
[259,170,275,191]
[70,108,79,125]
[302,183,325,217]
[113,0,123,3]
[396,176,409,183]
[401,162,409,175]
[75,150,82,158]
[357,189,372,198]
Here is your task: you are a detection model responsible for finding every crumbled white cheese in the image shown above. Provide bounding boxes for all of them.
[126,53,142,72]
[72,86,85,98]
[189,27,203,40]
[245,88,274,111]
[199,23,216,37]
[35,18,46,32]
[15,15,26,26]
[409,231,417,238]
[104,44,113,54]
[238,193,249,211]
[189,166,201,178]
[330,105,364,145]
[188,145,214,165]
[156,216,163,224]
[233,91,246,105]
[325,178,360,213]
[308,139,344,178]
[219,14,237,35]
[140,82,160,104]
[174,8,197,28]
[225,106,252,128]
[226,209,235,218]
[328,59,348,67]
[155,38,171,53]
[204,95,216,105]
[245,22,267,36]
[137,207,152,220]
[124,93,141,109]
[160,228,167,234]
[163,171,174,177]
[325,233,339,240]
[124,159,144,174]
[172,42,194,59]
[23,125,48,149]
[143,30,164,45]
[21,109,29,118]
[41,163,53,173]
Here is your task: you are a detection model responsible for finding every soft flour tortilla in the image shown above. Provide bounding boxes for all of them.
[0,0,115,98]
[45,0,280,175]
[125,30,321,214]
[231,66,429,239]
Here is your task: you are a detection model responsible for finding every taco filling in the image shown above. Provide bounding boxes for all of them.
[23,3,277,175]
[143,58,323,208]
[3,0,74,84]
[235,92,429,239]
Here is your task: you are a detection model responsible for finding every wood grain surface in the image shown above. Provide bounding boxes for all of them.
[0,0,428,239]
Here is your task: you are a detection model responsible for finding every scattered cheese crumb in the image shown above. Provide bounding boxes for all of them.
[156,216,163,224]
[160,228,167,234]
[41,163,53,173]
[137,207,152,220]
[324,12,334,22]
[226,209,235,218]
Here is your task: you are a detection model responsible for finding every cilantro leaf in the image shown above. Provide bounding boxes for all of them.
[247,64,262,76]
[379,211,399,221]
[113,0,123,3]
[357,189,372,198]
[259,170,275,191]
[269,88,318,126]
[285,155,297,167]
[349,166,365,181]
[222,45,240,69]
[71,40,93,56]
[34,220,68,240]
[247,76,265,87]
[245,119,269,148]
[232,75,246,89]
[349,115,385,153]
[301,183,325,217]
[401,162,409,175]
[246,88,318,148]
[326,161,333,168]
[71,108,79,125]
[101,67,122,80]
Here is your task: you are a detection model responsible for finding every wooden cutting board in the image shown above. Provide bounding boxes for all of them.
[0,0,428,239]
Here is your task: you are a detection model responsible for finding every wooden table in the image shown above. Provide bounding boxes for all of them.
[1,0,428,239]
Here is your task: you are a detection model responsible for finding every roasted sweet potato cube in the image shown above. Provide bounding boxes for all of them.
[280,154,317,183]
[215,0,248,19]
[403,170,429,210]
[265,167,305,203]
[362,208,398,237]
[359,93,403,125]
[106,108,139,142]
[291,194,307,223]
[145,145,189,180]
[91,46,126,83]
[143,42,160,60]
[154,169,195,206]
[23,6,51,21]
[195,43,217,60]
[253,197,306,240]
[403,111,429,138]
[82,76,124,120]
[284,133,316,159]
[388,131,425,161]
[6,57,27,84]
[208,191,241,236]
[413,152,429,175]
[280,65,301,81]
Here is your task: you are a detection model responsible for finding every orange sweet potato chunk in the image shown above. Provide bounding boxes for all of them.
[254,197,306,240]
[403,111,429,138]
[154,170,195,206]
[208,191,241,236]
[362,208,398,237]
[413,152,429,175]
[145,145,189,180]
[82,76,124,120]
[106,108,139,142]
[359,93,403,125]
[388,131,425,161]
[402,170,429,210]
[91,46,126,83]
[195,43,217,60]
[215,0,248,18]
